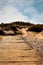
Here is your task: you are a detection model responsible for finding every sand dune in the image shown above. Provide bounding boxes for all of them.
[0,22,43,65]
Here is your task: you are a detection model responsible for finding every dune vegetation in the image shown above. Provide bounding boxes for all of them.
[0,21,43,35]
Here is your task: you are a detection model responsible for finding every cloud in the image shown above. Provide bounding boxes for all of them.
[0,0,43,24]
[0,5,30,23]
[23,0,43,24]
[7,0,34,10]
[24,7,37,15]
[0,0,3,3]
[8,0,34,5]
[24,6,43,24]
[36,0,43,3]
[31,13,43,24]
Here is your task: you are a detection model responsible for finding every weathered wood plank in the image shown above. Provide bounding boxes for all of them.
[0,35,43,65]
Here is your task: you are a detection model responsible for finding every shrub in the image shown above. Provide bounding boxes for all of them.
[0,30,5,35]
[27,25,43,32]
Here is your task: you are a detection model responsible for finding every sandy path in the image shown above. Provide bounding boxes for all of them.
[0,35,43,65]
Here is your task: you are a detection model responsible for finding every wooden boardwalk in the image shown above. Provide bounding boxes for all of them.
[0,35,43,65]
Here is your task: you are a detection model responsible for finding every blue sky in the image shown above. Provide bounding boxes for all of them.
[0,0,43,24]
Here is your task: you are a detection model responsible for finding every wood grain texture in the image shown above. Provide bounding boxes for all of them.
[0,35,43,65]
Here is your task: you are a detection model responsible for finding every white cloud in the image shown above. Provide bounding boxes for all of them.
[24,3,43,24]
[0,0,2,3]
[0,5,30,23]
[8,0,34,7]
[24,7,37,15]
[0,0,6,3]
[0,0,43,24]
[31,13,43,24]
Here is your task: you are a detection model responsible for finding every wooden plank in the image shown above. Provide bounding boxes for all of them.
[0,35,42,65]
[0,61,42,65]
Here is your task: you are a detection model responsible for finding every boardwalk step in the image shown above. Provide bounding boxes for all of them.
[0,61,41,65]
[0,36,42,65]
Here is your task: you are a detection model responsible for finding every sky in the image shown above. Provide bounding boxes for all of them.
[0,0,43,24]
